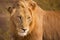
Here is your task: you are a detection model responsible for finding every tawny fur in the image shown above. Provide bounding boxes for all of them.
[43,11,60,40]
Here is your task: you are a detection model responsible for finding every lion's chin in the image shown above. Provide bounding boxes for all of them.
[18,32,28,36]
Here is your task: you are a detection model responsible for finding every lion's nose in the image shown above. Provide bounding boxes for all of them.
[21,28,27,32]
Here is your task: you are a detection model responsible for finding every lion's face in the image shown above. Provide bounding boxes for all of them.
[8,1,36,36]
[12,8,32,36]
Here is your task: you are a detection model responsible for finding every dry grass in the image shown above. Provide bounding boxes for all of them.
[34,0,60,10]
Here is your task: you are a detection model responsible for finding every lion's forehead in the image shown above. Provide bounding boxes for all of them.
[14,7,31,18]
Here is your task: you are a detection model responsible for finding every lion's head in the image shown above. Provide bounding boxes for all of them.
[8,0,36,37]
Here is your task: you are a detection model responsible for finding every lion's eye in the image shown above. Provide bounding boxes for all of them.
[17,16,22,19]
[27,16,31,23]
[19,16,22,19]
[27,17,30,19]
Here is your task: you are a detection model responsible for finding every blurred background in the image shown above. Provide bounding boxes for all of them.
[34,0,60,10]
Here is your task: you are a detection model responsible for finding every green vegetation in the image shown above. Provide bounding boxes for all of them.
[34,0,60,10]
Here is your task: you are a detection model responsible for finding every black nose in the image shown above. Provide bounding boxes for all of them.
[22,28,27,32]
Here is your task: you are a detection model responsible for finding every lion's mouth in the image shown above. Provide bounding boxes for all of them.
[17,28,29,36]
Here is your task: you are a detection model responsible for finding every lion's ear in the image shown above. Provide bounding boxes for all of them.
[8,6,16,13]
[8,7,13,13]
[8,7,16,16]
[29,1,36,10]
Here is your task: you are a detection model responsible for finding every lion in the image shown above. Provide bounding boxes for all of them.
[43,11,60,40]
[1,0,60,40]
[7,0,45,40]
